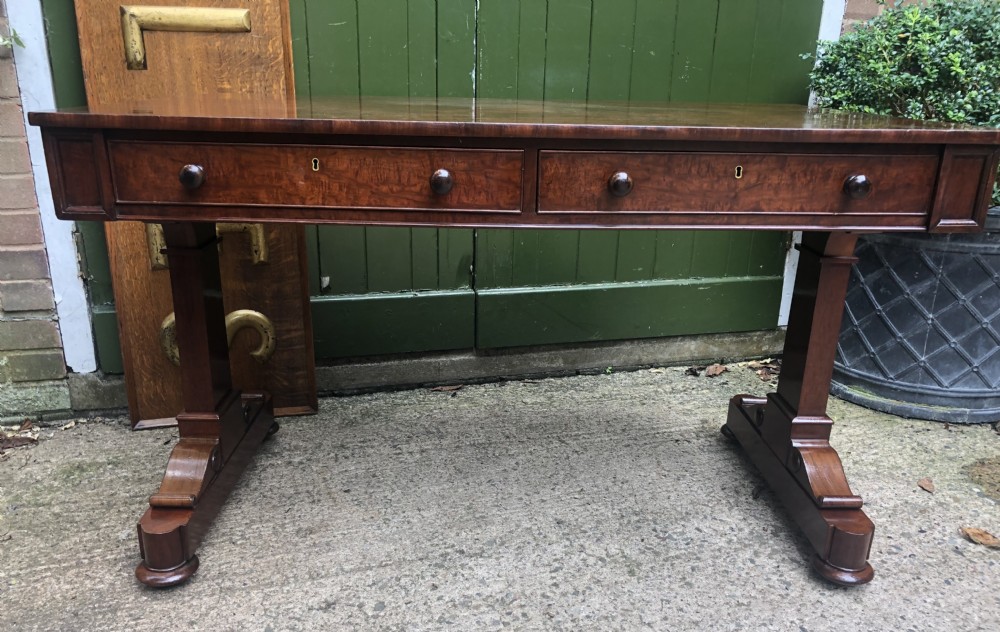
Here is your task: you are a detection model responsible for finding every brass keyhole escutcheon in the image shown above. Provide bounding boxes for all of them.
[735,165,744,180]
[311,158,320,172]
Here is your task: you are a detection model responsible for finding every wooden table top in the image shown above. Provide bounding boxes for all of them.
[28,96,1000,144]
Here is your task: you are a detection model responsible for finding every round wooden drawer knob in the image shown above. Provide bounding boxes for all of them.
[179,164,206,190]
[608,171,634,197]
[844,174,872,199]
[430,168,454,195]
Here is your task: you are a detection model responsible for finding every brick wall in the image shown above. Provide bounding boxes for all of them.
[0,0,70,418]
[844,0,885,29]
[843,0,921,32]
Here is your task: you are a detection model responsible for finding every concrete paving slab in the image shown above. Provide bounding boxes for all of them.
[1,366,998,631]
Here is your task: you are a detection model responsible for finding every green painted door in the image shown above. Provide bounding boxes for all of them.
[44,0,823,368]
[292,0,479,358]
[294,0,821,356]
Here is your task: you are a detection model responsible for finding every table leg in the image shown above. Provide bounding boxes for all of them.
[134,222,275,588]
[723,232,875,586]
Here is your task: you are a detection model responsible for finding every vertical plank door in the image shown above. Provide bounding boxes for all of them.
[472,0,819,349]
[295,0,821,356]
[295,0,478,358]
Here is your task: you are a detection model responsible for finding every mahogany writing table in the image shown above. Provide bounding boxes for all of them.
[28,98,1000,588]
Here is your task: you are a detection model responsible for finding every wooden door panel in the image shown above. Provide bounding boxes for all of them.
[470,0,821,349]
[297,0,823,356]
[75,0,315,425]
[312,226,474,357]
[296,0,477,358]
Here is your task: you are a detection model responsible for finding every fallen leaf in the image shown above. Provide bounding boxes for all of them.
[747,359,781,381]
[685,366,703,377]
[430,385,463,393]
[648,367,667,374]
[705,364,729,377]
[960,527,1000,549]
[18,419,33,432]
[917,478,935,493]
[60,420,76,431]
[0,434,38,451]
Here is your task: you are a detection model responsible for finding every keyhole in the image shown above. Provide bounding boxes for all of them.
[311,158,320,172]
[735,165,743,180]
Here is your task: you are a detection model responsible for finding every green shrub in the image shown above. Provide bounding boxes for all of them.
[808,0,1000,205]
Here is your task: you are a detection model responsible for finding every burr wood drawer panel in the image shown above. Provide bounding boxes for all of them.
[537,151,939,216]
[108,142,524,212]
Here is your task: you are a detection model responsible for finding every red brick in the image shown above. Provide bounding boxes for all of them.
[0,175,37,209]
[843,0,919,32]
[0,280,55,311]
[844,0,883,21]
[0,245,49,280]
[0,319,61,349]
[0,211,43,245]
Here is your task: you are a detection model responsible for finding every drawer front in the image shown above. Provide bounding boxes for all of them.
[109,142,523,212]
[538,151,938,216]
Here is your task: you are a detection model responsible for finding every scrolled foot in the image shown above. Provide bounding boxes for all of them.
[135,555,200,588]
[811,555,874,586]
[265,422,280,439]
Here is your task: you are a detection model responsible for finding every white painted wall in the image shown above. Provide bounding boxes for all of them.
[818,0,848,44]
[777,0,847,327]
[10,0,97,373]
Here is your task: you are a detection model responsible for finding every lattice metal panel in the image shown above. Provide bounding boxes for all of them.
[833,231,1000,423]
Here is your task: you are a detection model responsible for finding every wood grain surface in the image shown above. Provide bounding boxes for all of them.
[108,142,524,212]
[537,151,938,215]
[31,97,1000,144]
[72,0,315,425]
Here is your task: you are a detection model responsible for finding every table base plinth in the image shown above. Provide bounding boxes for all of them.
[724,394,875,586]
[135,392,274,588]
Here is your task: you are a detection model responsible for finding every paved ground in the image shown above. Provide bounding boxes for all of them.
[1,365,999,631]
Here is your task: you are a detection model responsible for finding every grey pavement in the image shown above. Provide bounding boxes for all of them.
[1,366,999,631]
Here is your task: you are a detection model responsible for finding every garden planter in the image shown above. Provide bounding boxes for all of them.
[832,207,1000,423]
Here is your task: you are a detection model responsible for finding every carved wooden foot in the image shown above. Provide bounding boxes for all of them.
[135,392,273,587]
[724,394,874,586]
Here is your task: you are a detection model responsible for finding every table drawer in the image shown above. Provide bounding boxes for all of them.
[109,142,524,213]
[538,151,938,216]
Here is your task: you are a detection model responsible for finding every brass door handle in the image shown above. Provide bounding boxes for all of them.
[146,222,269,270]
[120,5,252,70]
[160,309,275,366]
